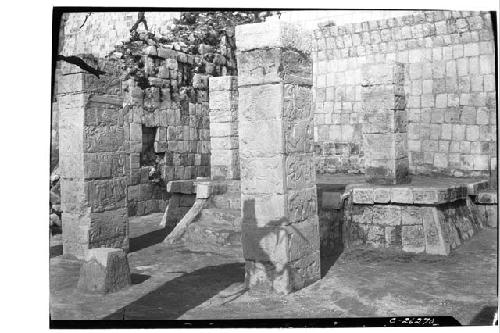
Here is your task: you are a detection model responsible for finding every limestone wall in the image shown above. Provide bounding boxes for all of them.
[120,43,212,216]
[312,10,497,177]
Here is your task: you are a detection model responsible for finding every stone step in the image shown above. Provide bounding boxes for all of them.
[181,209,242,253]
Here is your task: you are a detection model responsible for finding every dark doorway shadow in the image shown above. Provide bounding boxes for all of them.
[320,248,343,277]
[103,262,245,320]
[130,273,151,285]
[469,305,498,325]
[317,184,346,277]
[50,244,63,258]
[129,227,171,253]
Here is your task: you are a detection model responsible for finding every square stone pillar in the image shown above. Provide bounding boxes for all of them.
[236,21,320,295]
[208,76,239,180]
[59,62,129,259]
[361,62,410,184]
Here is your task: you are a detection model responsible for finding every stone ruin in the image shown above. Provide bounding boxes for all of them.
[53,10,497,295]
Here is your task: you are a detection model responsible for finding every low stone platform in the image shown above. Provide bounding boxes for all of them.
[317,174,489,255]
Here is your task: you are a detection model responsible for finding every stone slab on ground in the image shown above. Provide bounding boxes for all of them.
[77,248,131,294]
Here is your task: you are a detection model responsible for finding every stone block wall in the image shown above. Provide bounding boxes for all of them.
[56,12,243,216]
[312,11,497,177]
[120,42,213,216]
[209,76,240,180]
[58,60,129,259]
[60,12,180,58]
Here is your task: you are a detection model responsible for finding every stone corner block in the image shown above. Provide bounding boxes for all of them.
[235,21,312,54]
[77,248,131,294]
[196,182,212,199]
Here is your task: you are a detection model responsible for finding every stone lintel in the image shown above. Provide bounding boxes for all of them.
[166,180,195,194]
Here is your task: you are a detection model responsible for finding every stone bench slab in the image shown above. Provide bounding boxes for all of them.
[347,179,489,205]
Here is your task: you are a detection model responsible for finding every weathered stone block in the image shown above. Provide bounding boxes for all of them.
[352,188,374,204]
[209,76,238,92]
[413,188,439,204]
[235,21,312,54]
[372,205,402,226]
[366,225,386,248]
[88,208,129,251]
[196,182,211,199]
[390,187,414,203]
[239,120,284,157]
[287,187,318,223]
[77,248,131,294]
[361,62,405,86]
[485,205,497,228]
[238,84,283,122]
[62,212,91,259]
[240,156,286,195]
[237,48,312,86]
[285,154,316,190]
[209,90,239,111]
[385,226,402,247]
[402,206,423,225]
[476,190,498,204]
[351,205,373,224]
[422,207,449,255]
[288,250,320,291]
[402,225,425,253]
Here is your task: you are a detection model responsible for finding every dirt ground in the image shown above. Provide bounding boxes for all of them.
[50,212,497,325]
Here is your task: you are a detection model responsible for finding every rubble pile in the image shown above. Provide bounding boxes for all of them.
[50,166,62,233]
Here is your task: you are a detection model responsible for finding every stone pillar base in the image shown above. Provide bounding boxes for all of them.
[77,248,131,294]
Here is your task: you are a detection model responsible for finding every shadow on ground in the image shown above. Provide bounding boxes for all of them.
[103,262,245,320]
[469,305,498,326]
[129,227,171,253]
[130,273,151,285]
[320,248,343,277]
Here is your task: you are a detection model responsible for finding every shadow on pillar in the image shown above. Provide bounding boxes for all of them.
[241,199,314,294]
